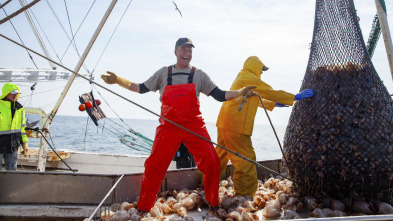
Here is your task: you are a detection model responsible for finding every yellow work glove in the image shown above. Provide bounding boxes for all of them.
[101,71,132,90]
[232,86,257,99]
[21,142,28,154]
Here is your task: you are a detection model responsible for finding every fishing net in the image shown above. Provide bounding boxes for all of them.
[366,0,386,57]
[90,87,154,153]
[283,0,393,201]
[99,118,153,153]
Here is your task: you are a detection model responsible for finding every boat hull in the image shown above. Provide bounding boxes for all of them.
[0,159,282,219]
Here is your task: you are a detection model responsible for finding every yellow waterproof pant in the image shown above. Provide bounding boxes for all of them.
[216,128,257,197]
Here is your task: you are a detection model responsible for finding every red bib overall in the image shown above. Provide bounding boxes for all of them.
[137,66,220,211]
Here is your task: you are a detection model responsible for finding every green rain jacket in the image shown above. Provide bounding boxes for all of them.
[216,56,295,136]
[0,83,28,154]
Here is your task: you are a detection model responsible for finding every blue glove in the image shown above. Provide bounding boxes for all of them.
[275,103,289,107]
[295,89,314,100]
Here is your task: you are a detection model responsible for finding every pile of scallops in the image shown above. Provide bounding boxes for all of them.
[87,176,393,221]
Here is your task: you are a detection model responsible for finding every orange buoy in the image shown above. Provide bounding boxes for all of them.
[78,104,86,111]
[85,101,93,109]
[95,99,101,106]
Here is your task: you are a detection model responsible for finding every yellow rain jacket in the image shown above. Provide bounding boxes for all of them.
[215,56,295,197]
[216,56,295,136]
[0,83,28,154]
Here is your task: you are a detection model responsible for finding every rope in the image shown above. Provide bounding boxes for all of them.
[83,116,89,151]
[48,130,57,150]
[24,83,36,123]
[63,0,77,60]
[0,33,290,180]
[0,0,13,10]
[0,0,40,25]
[255,94,293,179]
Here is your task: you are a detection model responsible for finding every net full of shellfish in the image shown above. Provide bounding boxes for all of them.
[283,0,393,202]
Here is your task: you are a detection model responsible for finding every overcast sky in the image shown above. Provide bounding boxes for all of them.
[1,0,392,126]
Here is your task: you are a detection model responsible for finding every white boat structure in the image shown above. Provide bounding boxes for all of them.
[0,68,71,82]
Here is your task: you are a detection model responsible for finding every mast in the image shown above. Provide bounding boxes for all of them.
[374,0,393,81]
[36,0,118,172]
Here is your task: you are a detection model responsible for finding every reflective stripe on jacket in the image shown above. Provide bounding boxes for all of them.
[216,56,295,136]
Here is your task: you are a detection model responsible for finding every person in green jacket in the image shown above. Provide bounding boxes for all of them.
[0,83,28,170]
[216,56,314,197]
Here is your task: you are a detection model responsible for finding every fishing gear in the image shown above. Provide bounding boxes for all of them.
[0,33,289,180]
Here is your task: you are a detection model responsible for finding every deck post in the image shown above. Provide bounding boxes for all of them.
[375,0,393,82]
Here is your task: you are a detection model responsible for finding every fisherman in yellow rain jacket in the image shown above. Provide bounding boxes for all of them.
[0,83,28,170]
[216,56,314,197]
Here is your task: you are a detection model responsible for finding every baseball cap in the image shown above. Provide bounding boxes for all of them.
[175,37,195,49]
[262,65,269,71]
[10,89,21,94]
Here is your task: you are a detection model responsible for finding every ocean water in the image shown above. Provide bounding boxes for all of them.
[26,115,287,161]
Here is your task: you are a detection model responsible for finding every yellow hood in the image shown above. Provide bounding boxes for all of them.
[242,56,265,80]
[1,83,21,100]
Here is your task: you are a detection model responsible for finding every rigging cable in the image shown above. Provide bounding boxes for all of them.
[18,80,85,98]
[91,0,133,74]
[84,0,134,150]
[43,0,90,74]
[24,83,36,123]
[62,0,91,75]
[0,0,40,25]
[60,0,96,64]
[0,0,12,10]
[1,8,38,68]
[0,34,289,180]
[28,3,65,68]
[19,0,56,69]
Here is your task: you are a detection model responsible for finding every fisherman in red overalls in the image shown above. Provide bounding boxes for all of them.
[101,37,256,213]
